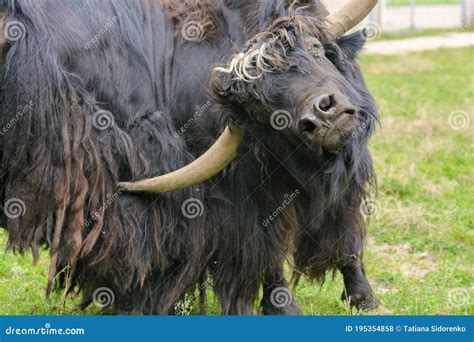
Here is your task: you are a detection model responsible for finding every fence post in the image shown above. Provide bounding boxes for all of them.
[470,0,474,21]
[409,0,416,30]
[369,0,384,31]
[461,0,473,27]
[461,0,466,26]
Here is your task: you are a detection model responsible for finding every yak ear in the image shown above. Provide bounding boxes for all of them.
[337,31,366,59]
[209,68,251,107]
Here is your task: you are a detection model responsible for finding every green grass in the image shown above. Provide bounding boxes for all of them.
[1,47,473,315]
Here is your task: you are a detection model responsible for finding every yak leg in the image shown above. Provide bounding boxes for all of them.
[212,272,256,315]
[339,253,379,310]
[222,298,254,315]
[332,196,380,311]
[260,267,301,315]
[214,283,255,315]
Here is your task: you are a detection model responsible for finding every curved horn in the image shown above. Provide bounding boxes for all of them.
[326,0,379,38]
[118,125,242,193]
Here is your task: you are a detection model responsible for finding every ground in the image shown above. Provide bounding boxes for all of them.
[0,47,472,315]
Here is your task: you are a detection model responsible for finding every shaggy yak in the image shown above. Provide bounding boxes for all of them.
[0,0,380,314]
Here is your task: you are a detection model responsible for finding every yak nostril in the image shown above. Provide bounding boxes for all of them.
[299,119,317,134]
[314,94,333,113]
[345,107,357,116]
[298,114,323,134]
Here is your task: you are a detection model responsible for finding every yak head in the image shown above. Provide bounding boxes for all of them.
[118,0,379,194]
[210,16,377,157]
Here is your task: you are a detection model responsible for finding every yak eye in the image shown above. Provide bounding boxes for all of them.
[307,42,324,60]
[303,35,325,61]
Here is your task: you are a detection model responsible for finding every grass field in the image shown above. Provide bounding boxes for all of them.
[0,47,473,316]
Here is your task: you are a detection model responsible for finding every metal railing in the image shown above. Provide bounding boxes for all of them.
[323,0,473,32]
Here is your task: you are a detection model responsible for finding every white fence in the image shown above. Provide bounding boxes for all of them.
[322,0,474,32]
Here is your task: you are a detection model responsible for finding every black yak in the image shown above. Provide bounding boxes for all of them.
[0,0,380,315]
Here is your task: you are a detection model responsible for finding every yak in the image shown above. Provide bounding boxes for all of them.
[0,0,380,315]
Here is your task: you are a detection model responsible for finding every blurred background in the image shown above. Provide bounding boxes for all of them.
[323,0,473,32]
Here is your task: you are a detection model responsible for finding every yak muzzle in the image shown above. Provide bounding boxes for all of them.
[297,92,357,154]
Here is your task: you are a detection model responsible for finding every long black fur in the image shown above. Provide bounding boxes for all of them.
[0,0,378,314]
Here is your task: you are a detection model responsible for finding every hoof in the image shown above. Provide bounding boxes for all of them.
[261,302,302,315]
[342,290,380,311]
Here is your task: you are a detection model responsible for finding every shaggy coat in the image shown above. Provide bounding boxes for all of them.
[0,0,378,314]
